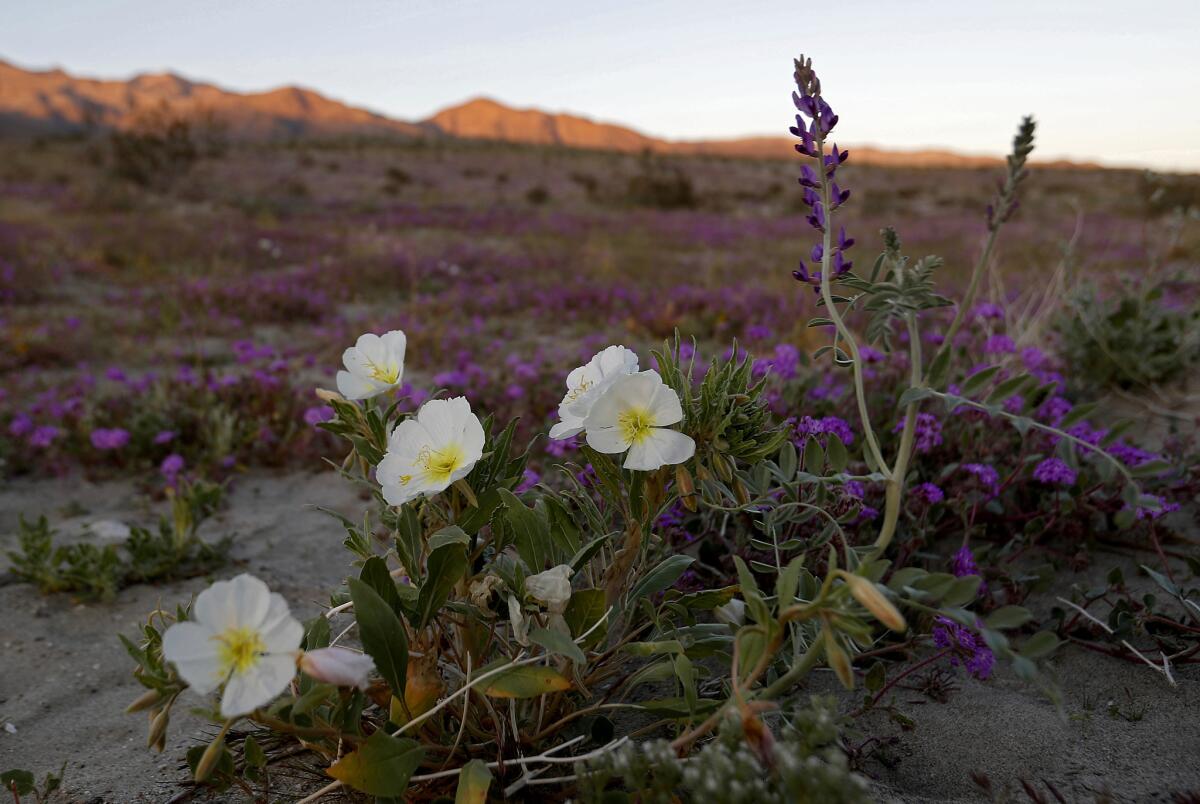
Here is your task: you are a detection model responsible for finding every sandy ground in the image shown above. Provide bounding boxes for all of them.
[1,471,1197,803]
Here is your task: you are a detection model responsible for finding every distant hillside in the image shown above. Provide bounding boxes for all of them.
[0,57,1088,168]
[0,58,425,139]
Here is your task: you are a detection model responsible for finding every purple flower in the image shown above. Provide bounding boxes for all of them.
[153,430,177,445]
[1131,495,1181,521]
[950,546,986,594]
[28,425,61,448]
[303,405,334,427]
[793,415,854,447]
[962,463,1000,495]
[932,616,994,680]
[972,302,1005,320]
[515,468,540,494]
[160,453,185,485]
[1032,457,1076,486]
[983,335,1016,355]
[90,427,131,451]
[913,482,944,504]
[8,413,33,437]
[894,412,943,453]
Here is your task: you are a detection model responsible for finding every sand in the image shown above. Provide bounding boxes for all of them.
[1,471,1197,803]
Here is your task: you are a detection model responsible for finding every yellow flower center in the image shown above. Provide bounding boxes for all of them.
[617,407,654,444]
[417,443,466,484]
[367,360,400,385]
[565,379,592,403]
[214,626,266,676]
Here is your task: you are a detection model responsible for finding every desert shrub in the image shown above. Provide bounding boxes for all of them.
[1141,170,1200,216]
[109,102,221,189]
[1054,276,1199,390]
[525,183,551,204]
[625,153,697,209]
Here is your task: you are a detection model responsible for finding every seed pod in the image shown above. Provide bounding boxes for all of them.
[194,731,227,782]
[713,453,733,482]
[845,574,907,633]
[675,464,697,512]
[125,688,162,714]
[733,477,751,507]
[147,709,169,752]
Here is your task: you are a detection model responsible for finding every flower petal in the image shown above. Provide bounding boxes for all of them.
[258,593,303,653]
[648,383,684,426]
[586,426,631,454]
[161,621,223,694]
[219,653,297,717]
[336,370,379,401]
[194,574,271,632]
[623,428,695,471]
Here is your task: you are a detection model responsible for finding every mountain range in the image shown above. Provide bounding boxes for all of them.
[0,58,1049,168]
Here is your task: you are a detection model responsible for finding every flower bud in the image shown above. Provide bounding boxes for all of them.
[125,688,162,714]
[314,387,345,403]
[845,574,907,632]
[194,732,226,782]
[714,599,745,627]
[147,709,169,751]
[299,647,375,690]
[675,464,697,512]
[824,630,855,690]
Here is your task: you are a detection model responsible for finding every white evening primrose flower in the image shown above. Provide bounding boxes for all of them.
[377,397,485,506]
[525,565,574,614]
[549,345,639,439]
[299,647,375,690]
[161,574,303,718]
[583,370,696,471]
[336,330,407,400]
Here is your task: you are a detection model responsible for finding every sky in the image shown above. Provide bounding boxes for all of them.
[5,0,1200,170]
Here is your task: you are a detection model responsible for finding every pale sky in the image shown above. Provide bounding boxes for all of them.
[4,0,1199,170]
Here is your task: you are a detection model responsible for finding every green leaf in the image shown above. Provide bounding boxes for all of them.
[1020,631,1061,660]
[961,365,1001,397]
[803,438,824,474]
[941,575,983,607]
[985,373,1032,404]
[243,735,267,769]
[479,664,572,698]
[897,386,933,408]
[732,555,761,597]
[629,555,694,601]
[326,731,424,796]
[348,578,408,697]
[0,770,34,796]
[775,556,803,608]
[455,759,492,804]
[415,527,470,630]
[392,505,423,579]
[777,441,797,481]
[826,435,849,473]
[569,532,613,574]
[563,588,607,641]
[498,488,550,572]
[985,605,1033,630]
[528,626,587,664]
[293,682,336,715]
[360,556,404,617]
[1141,564,1179,597]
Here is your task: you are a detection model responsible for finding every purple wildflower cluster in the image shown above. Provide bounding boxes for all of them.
[792,415,854,448]
[789,56,854,290]
[1032,457,1076,486]
[894,412,944,454]
[932,616,995,679]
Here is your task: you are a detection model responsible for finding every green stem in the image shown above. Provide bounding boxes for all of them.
[813,133,888,477]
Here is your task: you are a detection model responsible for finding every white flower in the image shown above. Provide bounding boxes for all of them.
[549,345,639,440]
[714,599,745,627]
[376,397,485,506]
[299,647,375,690]
[336,330,407,400]
[525,565,574,614]
[161,574,303,718]
[583,370,696,471]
